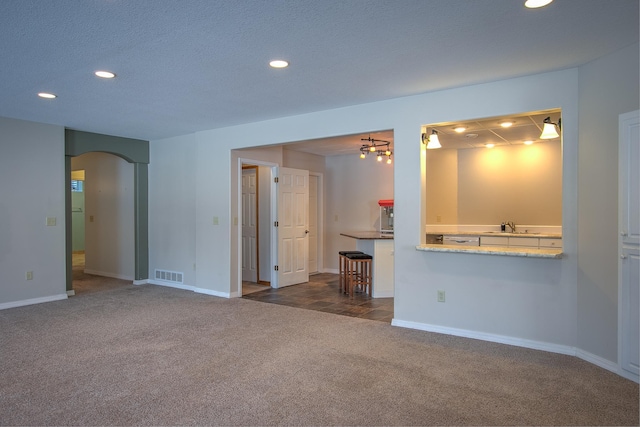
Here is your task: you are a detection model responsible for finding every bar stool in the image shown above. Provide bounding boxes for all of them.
[344,252,372,297]
[338,250,363,293]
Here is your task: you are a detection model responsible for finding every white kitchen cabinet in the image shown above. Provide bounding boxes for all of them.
[539,238,563,248]
[480,235,562,249]
[508,237,539,248]
[480,236,509,247]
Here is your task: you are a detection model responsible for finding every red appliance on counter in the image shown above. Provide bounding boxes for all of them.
[378,199,394,234]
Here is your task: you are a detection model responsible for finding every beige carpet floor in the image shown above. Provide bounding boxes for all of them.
[0,280,638,426]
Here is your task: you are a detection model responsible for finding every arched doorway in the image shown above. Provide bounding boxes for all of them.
[64,129,149,294]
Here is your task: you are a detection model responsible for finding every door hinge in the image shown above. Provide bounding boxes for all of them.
[274,221,279,227]
[274,265,279,271]
[274,177,279,183]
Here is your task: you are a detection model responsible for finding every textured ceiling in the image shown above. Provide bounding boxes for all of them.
[0,0,638,143]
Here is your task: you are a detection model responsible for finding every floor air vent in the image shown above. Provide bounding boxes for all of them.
[154,269,184,284]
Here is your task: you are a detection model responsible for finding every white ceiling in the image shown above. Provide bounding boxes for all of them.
[0,0,637,148]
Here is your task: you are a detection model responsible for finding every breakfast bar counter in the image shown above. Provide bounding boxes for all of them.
[341,232,394,298]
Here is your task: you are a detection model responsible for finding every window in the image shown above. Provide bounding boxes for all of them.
[71,180,84,192]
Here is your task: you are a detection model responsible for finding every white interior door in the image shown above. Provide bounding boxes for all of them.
[276,167,309,287]
[618,110,639,381]
[242,168,258,282]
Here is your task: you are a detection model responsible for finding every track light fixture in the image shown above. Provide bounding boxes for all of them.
[540,117,561,139]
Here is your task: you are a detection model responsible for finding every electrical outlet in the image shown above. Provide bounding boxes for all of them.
[89,215,94,222]
[26,271,33,280]
[437,290,445,302]
[213,216,219,225]
[436,215,442,223]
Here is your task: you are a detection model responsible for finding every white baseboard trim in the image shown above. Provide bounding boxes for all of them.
[373,291,394,298]
[147,280,231,299]
[575,348,618,373]
[84,269,134,281]
[616,367,640,383]
[0,293,68,310]
[392,318,637,381]
[391,319,576,355]
[193,286,231,299]
[132,279,148,285]
[66,290,75,296]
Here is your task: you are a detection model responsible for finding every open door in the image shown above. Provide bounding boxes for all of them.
[276,167,309,287]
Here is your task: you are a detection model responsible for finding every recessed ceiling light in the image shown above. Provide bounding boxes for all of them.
[38,92,57,99]
[95,70,116,79]
[500,121,514,128]
[524,0,553,8]
[454,126,466,133]
[269,60,289,69]
[485,143,495,148]
[524,140,534,145]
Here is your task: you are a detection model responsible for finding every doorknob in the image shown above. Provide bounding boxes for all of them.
[305,230,309,234]
[620,254,627,259]
[621,231,628,237]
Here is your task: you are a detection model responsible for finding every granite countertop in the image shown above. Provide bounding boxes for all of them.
[416,244,563,259]
[341,231,394,240]
[426,231,562,239]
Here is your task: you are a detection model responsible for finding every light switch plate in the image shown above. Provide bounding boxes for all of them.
[46,217,56,226]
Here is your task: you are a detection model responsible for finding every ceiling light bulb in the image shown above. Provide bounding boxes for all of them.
[360,152,366,159]
[386,158,392,165]
[269,60,289,68]
[377,154,382,162]
[524,0,553,8]
[486,143,495,148]
[454,126,466,133]
[38,92,56,99]
[370,145,376,152]
[95,70,116,79]
[385,149,391,156]
[524,140,534,145]
[500,121,513,128]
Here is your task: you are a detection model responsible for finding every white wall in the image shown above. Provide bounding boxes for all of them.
[325,154,394,270]
[456,141,562,225]
[72,152,135,280]
[577,43,640,362]
[0,117,66,307]
[147,67,582,357]
[149,134,197,286]
[0,42,634,376]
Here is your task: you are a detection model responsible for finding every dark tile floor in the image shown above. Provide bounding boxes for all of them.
[242,273,394,322]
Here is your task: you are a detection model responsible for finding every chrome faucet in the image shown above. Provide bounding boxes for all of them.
[505,221,516,233]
